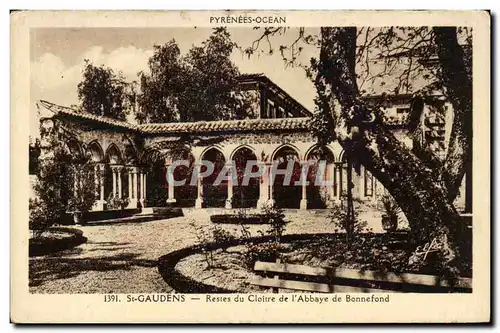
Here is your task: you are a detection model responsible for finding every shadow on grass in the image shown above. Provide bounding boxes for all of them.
[29,241,157,288]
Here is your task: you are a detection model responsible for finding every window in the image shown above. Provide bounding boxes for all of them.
[396,107,410,114]
[267,100,276,118]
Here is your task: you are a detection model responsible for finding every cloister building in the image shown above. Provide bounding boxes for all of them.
[34,74,470,213]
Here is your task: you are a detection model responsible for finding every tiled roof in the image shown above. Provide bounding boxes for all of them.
[38,100,407,135]
[138,117,311,134]
[37,100,138,131]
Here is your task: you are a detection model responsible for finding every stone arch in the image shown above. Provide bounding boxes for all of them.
[231,146,259,208]
[86,140,104,163]
[229,144,257,161]
[65,137,83,158]
[171,150,197,208]
[105,143,123,165]
[305,144,336,163]
[200,147,227,208]
[124,145,138,165]
[271,144,301,209]
[270,143,301,162]
[305,145,336,209]
[199,145,226,163]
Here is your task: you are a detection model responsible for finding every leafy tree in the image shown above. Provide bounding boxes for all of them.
[30,127,96,235]
[137,28,252,123]
[77,60,134,120]
[245,27,472,278]
[29,136,41,175]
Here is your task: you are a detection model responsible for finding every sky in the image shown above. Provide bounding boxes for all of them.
[30,27,320,137]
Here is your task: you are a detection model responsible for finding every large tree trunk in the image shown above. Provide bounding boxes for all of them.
[433,27,473,202]
[317,27,468,277]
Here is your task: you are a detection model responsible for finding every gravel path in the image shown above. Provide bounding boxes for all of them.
[29,209,385,294]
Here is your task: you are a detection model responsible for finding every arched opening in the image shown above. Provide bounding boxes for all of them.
[173,151,196,207]
[232,147,259,208]
[338,152,362,202]
[143,149,167,207]
[104,144,123,201]
[65,138,83,161]
[306,146,335,209]
[87,141,104,163]
[200,148,226,208]
[272,145,301,209]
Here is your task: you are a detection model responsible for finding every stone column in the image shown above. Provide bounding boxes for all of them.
[267,162,275,206]
[195,164,204,209]
[94,165,99,199]
[139,170,145,207]
[225,161,233,209]
[117,167,122,199]
[99,164,105,203]
[336,163,343,201]
[358,165,365,200]
[127,167,138,209]
[165,163,176,204]
[327,163,336,208]
[112,167,117,197]
[133,169,138,201]
[142,172,147,207]
[256,161,268,209]
[299,160,308,210]
[128,168,133,200]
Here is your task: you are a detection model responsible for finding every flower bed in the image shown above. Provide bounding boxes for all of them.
[29,227,87,257]
[159,233,472,293]
[210,214,269,224]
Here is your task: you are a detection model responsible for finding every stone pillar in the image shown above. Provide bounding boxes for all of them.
[139,170,145,207]
[142,172,147,207]
[299,160,308,210]
[117,167,122,199]
[127,167,138,209]
[336,163,343,201]
[358,165,365,200]
[99,164,105,203]
[327,163,336,208]
[133,169,138,201]
[128,168,133,200]
[165,163,176,204]
[267,162,275,206]
[94,165,99,198]
[112,168,117,197]
[195,164,204,209]
[257,162,271,209]
[225,161,233,209]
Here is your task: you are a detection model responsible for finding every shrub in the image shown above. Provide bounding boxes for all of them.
[30,130,96,232]
[260,202,288,243]
[106,193,130,210]
[243,241,284,269]
[328,204,371,234]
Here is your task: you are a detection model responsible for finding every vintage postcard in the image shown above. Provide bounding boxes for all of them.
[11,10,490,323]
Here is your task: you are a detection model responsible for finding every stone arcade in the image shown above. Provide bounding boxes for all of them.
[34,74,469,213]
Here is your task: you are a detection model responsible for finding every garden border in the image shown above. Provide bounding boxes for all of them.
[29,227,87,257]
[157,232,413,293]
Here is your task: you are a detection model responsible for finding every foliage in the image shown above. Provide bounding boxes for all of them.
[243,241,284,270]
[77,59,135,120]
[329,203,372,236]
[106,193,130,210]
[188,220,237,269]
[260,202,288,243]
[29,136,41,175]
[29,198,51,238]
[381,193,402,219]
[30,130,97,233]
[137,28,254,123]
